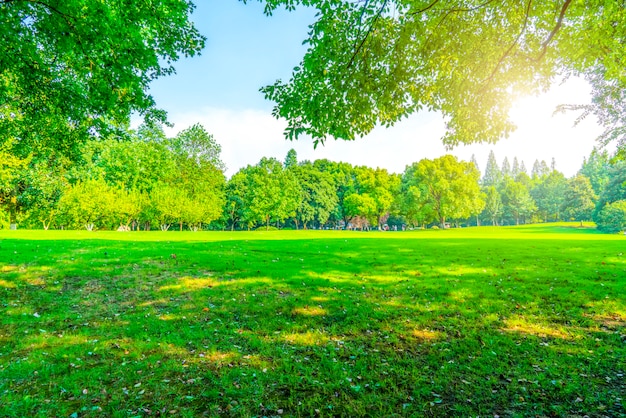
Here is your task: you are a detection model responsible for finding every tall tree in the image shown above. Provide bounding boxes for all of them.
[290,162,337,229]
[511,157,520,178]
[404,155,483,228]
[579,147,612,196]
[255,1,626,149]
[483,186,503,226]
[561,175,597,226]
[483,151,501,187]
[1,1,204,155]
[501,157,511,178]
[284,149,299,169]
[500,177,536,225]
[531,171,568,222]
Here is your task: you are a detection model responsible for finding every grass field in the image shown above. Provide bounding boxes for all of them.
[0,224,624,417]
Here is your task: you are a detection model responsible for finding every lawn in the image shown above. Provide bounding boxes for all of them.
[0,224,624,417]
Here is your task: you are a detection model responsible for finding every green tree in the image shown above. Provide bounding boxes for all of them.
[246,158,300,230]
[483,151,501,187]
[531,171,568,222]
[355,166,399,230]
[501,157,511,178]
[1,1,204,155]
[57,178,118,230]
[224,170,251,231]
[500,177,536,225]
[595,201,626,234]
[483,186,503,226]
[561,174,597,226]
[594,162,626,219]
[404,155,483,228]
[284,149,299,169]
[343,193,377,230]
[255,1,626,148]
[291,162,337,229]
[313,160,357,228]
[579,147,612,196]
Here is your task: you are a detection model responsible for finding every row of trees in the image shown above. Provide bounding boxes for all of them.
[1,126,625,233]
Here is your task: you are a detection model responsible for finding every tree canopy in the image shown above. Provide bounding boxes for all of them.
[253,0,626,149]
[0,0,204,155]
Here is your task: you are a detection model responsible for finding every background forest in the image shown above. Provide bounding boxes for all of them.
[0,123,625,234]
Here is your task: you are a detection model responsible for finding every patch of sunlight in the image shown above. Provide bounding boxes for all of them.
[449,288,473,303]
[412,329,444,341]
[382,298,409,308]
[433,266,495,277]
[283,331,329,346]
[503,317,576,340]
[158,314,181,321]
[138,298,170,308]
[159,276,220,292]
[198,350,238,365]
[588,312,626,329]
[293,306,327,316]
[25,334,90,351]
[5,307,34,315]
[310,296,330,303]
[26,277,46,286]
[241,354,272,369]
[0,279,16,288]
[1,265,17,272]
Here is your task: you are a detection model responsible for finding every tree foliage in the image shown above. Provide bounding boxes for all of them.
[1,0,204,155]
[403,155,483,227]
[254,0,626,149]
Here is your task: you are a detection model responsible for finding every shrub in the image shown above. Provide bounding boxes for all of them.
[595,200,626,233]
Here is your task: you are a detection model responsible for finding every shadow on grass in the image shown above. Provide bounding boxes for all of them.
[0,233,624,417]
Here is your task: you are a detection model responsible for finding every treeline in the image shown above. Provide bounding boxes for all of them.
[1,124,625,232]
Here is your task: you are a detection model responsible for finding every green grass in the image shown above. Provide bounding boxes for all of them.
[0,224,624,417]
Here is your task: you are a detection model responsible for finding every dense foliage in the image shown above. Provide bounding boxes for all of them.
[0,0,204,156]
[253,0,626,150]
[1,120,624,233]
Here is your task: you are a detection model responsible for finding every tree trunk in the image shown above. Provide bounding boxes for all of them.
[179,221,183,231]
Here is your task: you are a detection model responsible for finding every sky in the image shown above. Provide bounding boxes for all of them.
[145,0,606,178]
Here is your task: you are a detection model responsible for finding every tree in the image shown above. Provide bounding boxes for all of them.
[531,171,568,222]
[595,162,626,218]
[172,124,226,172]
[501,157,511,178]
[1,1,204,155]
[562,175,597,226]
[531,160,551,180]
[57,178,118,230]
[579,147,612,196]
[246,158,300,229]
[483,151,501,187]
[483,186,503,226]
[284,149,298,169]
[403,155,483,228]
[255,1,626,149]
[500,177,536,225]
[290,162,338,229]
[354,166,399,230]
[595,201,626,234]
[343,193,376,230]
[512,157,521,178]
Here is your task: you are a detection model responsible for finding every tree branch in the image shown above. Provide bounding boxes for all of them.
[410,0,440,16]
[533,0,572,61]
[481,0,533,90]
[347,0,388,70]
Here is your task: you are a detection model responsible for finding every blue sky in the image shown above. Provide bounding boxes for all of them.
[145,1,605,178]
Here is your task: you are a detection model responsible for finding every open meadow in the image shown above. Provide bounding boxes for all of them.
[0,224,624,417]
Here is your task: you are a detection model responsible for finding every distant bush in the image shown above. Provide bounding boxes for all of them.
[430,225,440,230]
[595,200,626,234]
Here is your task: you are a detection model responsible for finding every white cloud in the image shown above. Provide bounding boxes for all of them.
[163,78,606,178]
